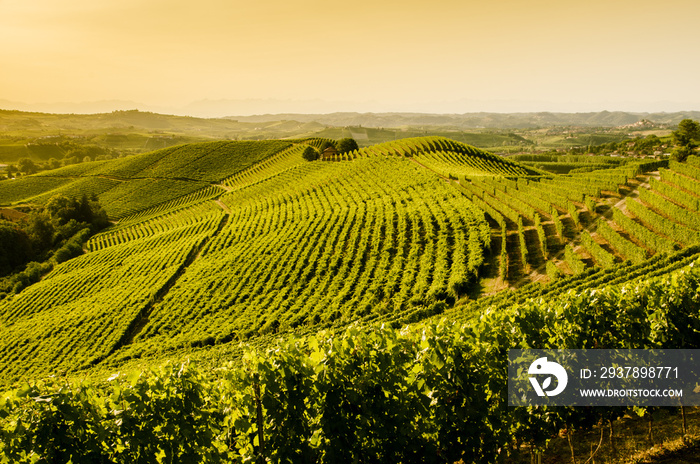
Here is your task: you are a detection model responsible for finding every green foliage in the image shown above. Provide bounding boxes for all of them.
[660,166,700,196]
[359,136,538,177]
[0,194,109,295]
[0,261,53,294]
[7,133,700,464]
[670,159,700,181]
[480,177,538,220]
[499,222,508,281]
[53,228,91,264]
[671,119,700,161]
[17,158,38,175]
[301,145,319,161]
[639,187,700,231]
[0,177,75,205]
[0,153,490,380]
[672,145,694,162]
[336,138,359,154]
[0,213,224,380]
[596,220,647,264]
[467,179,521,223]
[464,187,509,280]
[316,140,335,153]
[47,158,61,169]
[44,194,106,228]
[534,214,547,258]
[672,119,700,148]
[99,179,210,219]
[567,201,580,229]
[0,141,295,221]
[649,177,700,212]
[581,230,615,268]
[545,260,560,280]
[3,257,700,462]
[564,244,585,275]
[584,195,596,214]
[517,216,528,271]
[0,222,32,275]
[612,207,676,254]
[627,198,699,246]
[0,324,508,463]
[552,208,564,239]
[0,361,223,464]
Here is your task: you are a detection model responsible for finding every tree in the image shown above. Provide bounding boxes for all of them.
[63,156,79,166]
[672,145,694,162]
[17,158,38,175]
[0,222,33,275]
[672,119,699,161]
[47,158,61,170]
[337,138,359,154]
[317,140,335,153]
[45,195,76,225]
[43,194,107,230]
[302,145,319,161]
[673,119,700,147]
[24,211,54,251]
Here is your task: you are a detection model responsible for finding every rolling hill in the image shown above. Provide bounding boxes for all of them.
[1,138,699,382]
[2,136,700,462]
[0,136,538,380]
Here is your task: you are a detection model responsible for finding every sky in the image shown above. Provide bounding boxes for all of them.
[2,0,700,116]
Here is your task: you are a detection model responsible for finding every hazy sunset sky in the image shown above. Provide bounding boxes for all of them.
[2,0,699,115]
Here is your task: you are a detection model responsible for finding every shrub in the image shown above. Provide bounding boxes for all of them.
[302,145,319,161]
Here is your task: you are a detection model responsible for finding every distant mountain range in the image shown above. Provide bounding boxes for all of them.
[230,111,700,129]
[1,98,699,129]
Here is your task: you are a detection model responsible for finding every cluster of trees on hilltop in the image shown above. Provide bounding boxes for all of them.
[0,194,109,296]
[302,138,359,161]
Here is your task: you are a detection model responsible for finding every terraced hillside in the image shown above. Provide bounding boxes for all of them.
[1,138,699,384]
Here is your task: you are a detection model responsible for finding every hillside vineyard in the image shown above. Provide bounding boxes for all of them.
[2,137,700,382]
[3,135,700,462]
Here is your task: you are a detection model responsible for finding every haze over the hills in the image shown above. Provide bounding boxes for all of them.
[2,98,700,119]
[2,0,700,116]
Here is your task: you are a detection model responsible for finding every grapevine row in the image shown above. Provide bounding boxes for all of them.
[580,231,615,268]
[627,198,699,246]
[638,187,700,231]
[611,207,676,253]
[596,220,647,264]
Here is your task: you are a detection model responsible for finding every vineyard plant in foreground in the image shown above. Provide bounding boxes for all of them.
[2,134,700,463]
[2,257,700,463]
